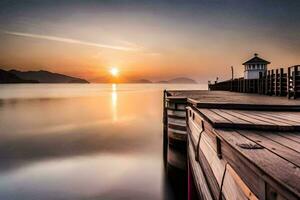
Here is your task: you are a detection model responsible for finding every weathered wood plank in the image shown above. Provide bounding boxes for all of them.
[196,129,252,200]
[210,109,252,124]
[278,132,300,144]
[258,132,300,154]
[238,110,298,126]
[167,109,186,117]
[168,117,186,126]
[227,164,258,200]
[260,112,300,124]
[196,108,300,131]
[197,109,231,124]
[238,130,300,167]
[216,129,300,199]
[188,137,214,200]
[225,110,287,126]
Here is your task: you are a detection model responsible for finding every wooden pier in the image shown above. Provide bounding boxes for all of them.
[209,65,300,99]
[163,90,300,200]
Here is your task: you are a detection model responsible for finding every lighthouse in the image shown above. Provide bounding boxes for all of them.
[243,53,270,79]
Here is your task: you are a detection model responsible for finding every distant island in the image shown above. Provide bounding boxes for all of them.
[0,69,89,83]
[158,77,197,84]
[129,77,197,84]
[129,79,153,83]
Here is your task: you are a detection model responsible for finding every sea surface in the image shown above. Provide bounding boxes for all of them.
[0,83,206,200]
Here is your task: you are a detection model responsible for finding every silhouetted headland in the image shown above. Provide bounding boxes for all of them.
[0,69,38,83]
[0,69,89,83]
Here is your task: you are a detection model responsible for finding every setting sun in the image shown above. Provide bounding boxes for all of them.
[110,67,119,77]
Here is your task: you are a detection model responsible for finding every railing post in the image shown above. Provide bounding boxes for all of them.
[294,66,298,99]
[271,69,274,95]
[258,72,261,94]
[287,67,291,98]
[266,70,270,95]
[279,68,283,96]
[163,90,168,164]
[275,69,278,96]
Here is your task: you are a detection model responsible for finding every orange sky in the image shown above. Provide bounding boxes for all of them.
[0,1,299,83]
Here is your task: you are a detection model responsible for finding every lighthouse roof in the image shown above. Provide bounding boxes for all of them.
[243,53,270,65]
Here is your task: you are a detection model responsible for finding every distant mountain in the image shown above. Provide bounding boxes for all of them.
[156,80,168,83]
[129,79,152,83]
[158,77,197,84]
[9,70,89,83]
[0,69,39,83]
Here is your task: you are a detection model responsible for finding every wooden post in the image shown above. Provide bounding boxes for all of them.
[163,90,168,165]
[255,79,258,93]
[279,68,283,96]
[266,70,270,95]
[230,66,234,92]
[287,67,291,98]
[259,72,262,94]
[275,69,278,96]
[294,66,298,99]
[270,69,274,95]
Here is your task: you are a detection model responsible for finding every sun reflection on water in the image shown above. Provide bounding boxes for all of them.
[111,84,118,121]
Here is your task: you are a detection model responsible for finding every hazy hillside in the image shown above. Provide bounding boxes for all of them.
[158,77,197,84]
[0,69,39,83]
[9,70,89,83]
[129,79,152,83]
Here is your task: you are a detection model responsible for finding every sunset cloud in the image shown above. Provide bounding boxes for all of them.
[2,30,140,52]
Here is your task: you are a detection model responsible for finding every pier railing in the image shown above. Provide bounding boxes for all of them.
[209,65,300,99]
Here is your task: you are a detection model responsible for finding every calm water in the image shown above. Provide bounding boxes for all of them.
[0,84,206,200]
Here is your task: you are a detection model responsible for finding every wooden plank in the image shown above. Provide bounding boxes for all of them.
[218,109,272,125]
[259,132,300,154]
[277,112,300,123]
[279,133,300,143]
[167,110,186,117]
[168,117,186,126]
[196,102,300,111]
[216,129,300,200]
[188,137,214,200]
[240,111,298,126]
[168,123,187,131]
[261,112,300,124]
[168,129,186,142]
[238,130,300,167]
[198,130,252,200]
[167,102,186,111]
[168,114,186,120]
[197,108,232,125]
[210,109,252,124]
[200,109,300,131]
[227,164,258,200]
[227,110,288,126]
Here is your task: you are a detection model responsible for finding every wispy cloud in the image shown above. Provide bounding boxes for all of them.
[2,30,140,51]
